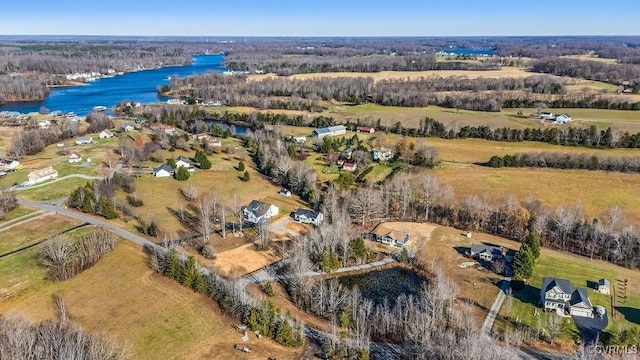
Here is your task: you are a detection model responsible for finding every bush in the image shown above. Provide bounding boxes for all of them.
[200,244,216,259]
[242,170,250,181]
[126,195,144,207]
[238,161,245,171]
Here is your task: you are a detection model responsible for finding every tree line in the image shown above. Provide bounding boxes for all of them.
[487,152,640,173]
[164,72,637,112]
[531,57,640,86]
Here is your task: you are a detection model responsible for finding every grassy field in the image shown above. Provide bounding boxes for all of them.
[126,142,307,235]
[0,241,303,360]
[498,248,640,342]
[434,166,640,225]
[15,177,93,201]
[0,214,81,254]
[0,205,37,222]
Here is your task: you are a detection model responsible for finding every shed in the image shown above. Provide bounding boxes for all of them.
[597,279,610,295]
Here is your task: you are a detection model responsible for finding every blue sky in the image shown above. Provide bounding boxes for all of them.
[1,0,638,36]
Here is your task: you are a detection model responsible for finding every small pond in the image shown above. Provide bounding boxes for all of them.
[338,267,427,305]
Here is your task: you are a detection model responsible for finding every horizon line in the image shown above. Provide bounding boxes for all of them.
[1,34,639,39]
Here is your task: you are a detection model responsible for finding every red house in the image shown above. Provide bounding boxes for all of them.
[356,126,375,133]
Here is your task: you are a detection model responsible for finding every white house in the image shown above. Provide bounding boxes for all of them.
[121,123,136,132]
[191,133,208,141]
[370,224,409,247]
[293,208,324,226]
[569,288,594,318]
[27,166,58,185]
[554,114,572,124]
[167,98,186,105]
[541,277,594,318]
[68,152,82,163]
[208,138,222,148]
[312,125,347,139]
[342,162,357,172]
[293,136,307,144]
[0,159,20,171]
[39,120,52,129]
[175,156,195,172]
[75,136,93,145]
[152,164,173,178]
[99,129,113,139]
[372,148,394,162]
[539,111,554,120]
[243,200,279,224]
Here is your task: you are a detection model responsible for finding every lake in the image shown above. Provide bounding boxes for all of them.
[338,267,427,306]
[0,54,225,116]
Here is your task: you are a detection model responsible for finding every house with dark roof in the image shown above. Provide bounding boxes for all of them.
[369,224,409,247]
[569,288,594,318]
[597,279,610,295]
[152,164,173,178]
[293,208,324,226]
[468,244,505,262]
[175,156,195,172]
[243,200,279,224]
[540,277,594,317]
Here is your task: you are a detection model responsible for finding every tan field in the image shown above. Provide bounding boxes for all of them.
[0,241,304,360]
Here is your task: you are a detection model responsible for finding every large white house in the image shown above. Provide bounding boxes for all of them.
[554,114,572,124]
[372,148,394,162]
[175,156,195,172]
[26,166,58,185]
[243,200,279,224]
[541,277,594,318]
[293,208,324,226]
[75,136,93,145]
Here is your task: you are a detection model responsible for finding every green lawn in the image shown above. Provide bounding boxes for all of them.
[500,252,640,342]
[16,177,91,201]
[0,206,37,223]
[0,248,48,300]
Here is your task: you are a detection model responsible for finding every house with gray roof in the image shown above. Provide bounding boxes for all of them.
[293,208,324,226]
[312,125,346,139]
[243,200,279,224]
[569,288,594,318]
[541,277,594,317]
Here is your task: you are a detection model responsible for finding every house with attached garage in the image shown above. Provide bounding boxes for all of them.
[175,156,195,172]
[369,224,409,247]
[293,208,324,226]
[243,200,279,224]
[541,277,594,318]
[68,152,82,163]
[553,114,572,124]
[152,164,173,178]
[468,243,506,262]
[26,166,58,185]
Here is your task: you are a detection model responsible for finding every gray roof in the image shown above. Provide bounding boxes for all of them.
[570,288,593,308]
[176,155,192,164]
[470,244,503,256]
[153,164,173,173]
[542,277,573,295]
[245,200,273,217]
[294,208,321,220]
[598,278,610,287]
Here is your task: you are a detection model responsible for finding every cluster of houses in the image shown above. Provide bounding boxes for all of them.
[540,277,608,318]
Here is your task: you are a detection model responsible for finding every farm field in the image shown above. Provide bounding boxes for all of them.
[0,214,81,254]
[0,241,303,360]
[434,166,640,225]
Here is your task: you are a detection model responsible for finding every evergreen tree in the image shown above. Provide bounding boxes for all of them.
[164,249,180,280]
[166,158,177,169]
[237,161,245,171]
[349,238,368,261]
[242,170,250,181]
[275,319,295,347]
[192,273,209,294]
[526,233,541,260]
[175,165,190,181]
[194,150,212,169]
[513,243,534,280]
[183,256,198,289]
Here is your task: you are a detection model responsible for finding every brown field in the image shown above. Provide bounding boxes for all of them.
[249,67,537,83]
[0,214,81,254]
[0,241,304,360]
[559,55,619,64]
[210,243,278,275]
[434,166,640,224]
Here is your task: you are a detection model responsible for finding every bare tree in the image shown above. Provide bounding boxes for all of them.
[52,293,69,324]
[546,314,564,344]
[348,186,384,225]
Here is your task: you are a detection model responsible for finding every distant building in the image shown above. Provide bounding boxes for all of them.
[539,111,554,120]
[175,156,195,172]
[342,162,357,172]
[27,166,58,184]
[372,148,394,162]
[121,123,136,132]
[191,133,208,141]
[166,98,186,105]
[152,164,173,178]
[293,136,307,144]
[554,114,572,124]
[38,120,51,129]
[243,200,279,224]
[356,125,375,133]
[99,129,113,139]
[0,159,20,171]
[312,125,347,139]
[207,138,222,148]
[75,136,93,145]
[68,152,82,163]
[159,124,177,135]
[293,208,324,226]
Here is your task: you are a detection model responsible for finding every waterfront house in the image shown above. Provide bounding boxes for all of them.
[191,133,208,141]
[243,200,279,224]
[68,153,82,163]
[312,125,346,139]
[152,164,173,178]
[166,98,185,105]
[75,136,93,145]
[293,208,324,226]
[27,166,58,185]
[99,129,113,139]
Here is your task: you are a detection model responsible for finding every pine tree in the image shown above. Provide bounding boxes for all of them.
[164,249,180,280]
[192,273,209,294]
[513,242,534,280]
[526,233,541,260]
[166,158,177,169]
[238,161,245,171]
[242,170,250,181]
[183,256,198,288]
[275,319,294,347]
[175,165,190,181]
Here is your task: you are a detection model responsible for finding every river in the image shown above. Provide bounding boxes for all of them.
[0,54,225,116]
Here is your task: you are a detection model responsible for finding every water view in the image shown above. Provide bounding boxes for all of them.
[0,54,225,116]
[338,267,427,305]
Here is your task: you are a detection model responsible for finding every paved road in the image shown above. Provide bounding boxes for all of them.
[14,174,102,191]
[268,217,300,238]
[481,276,511,338]
[17,199,161,251]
